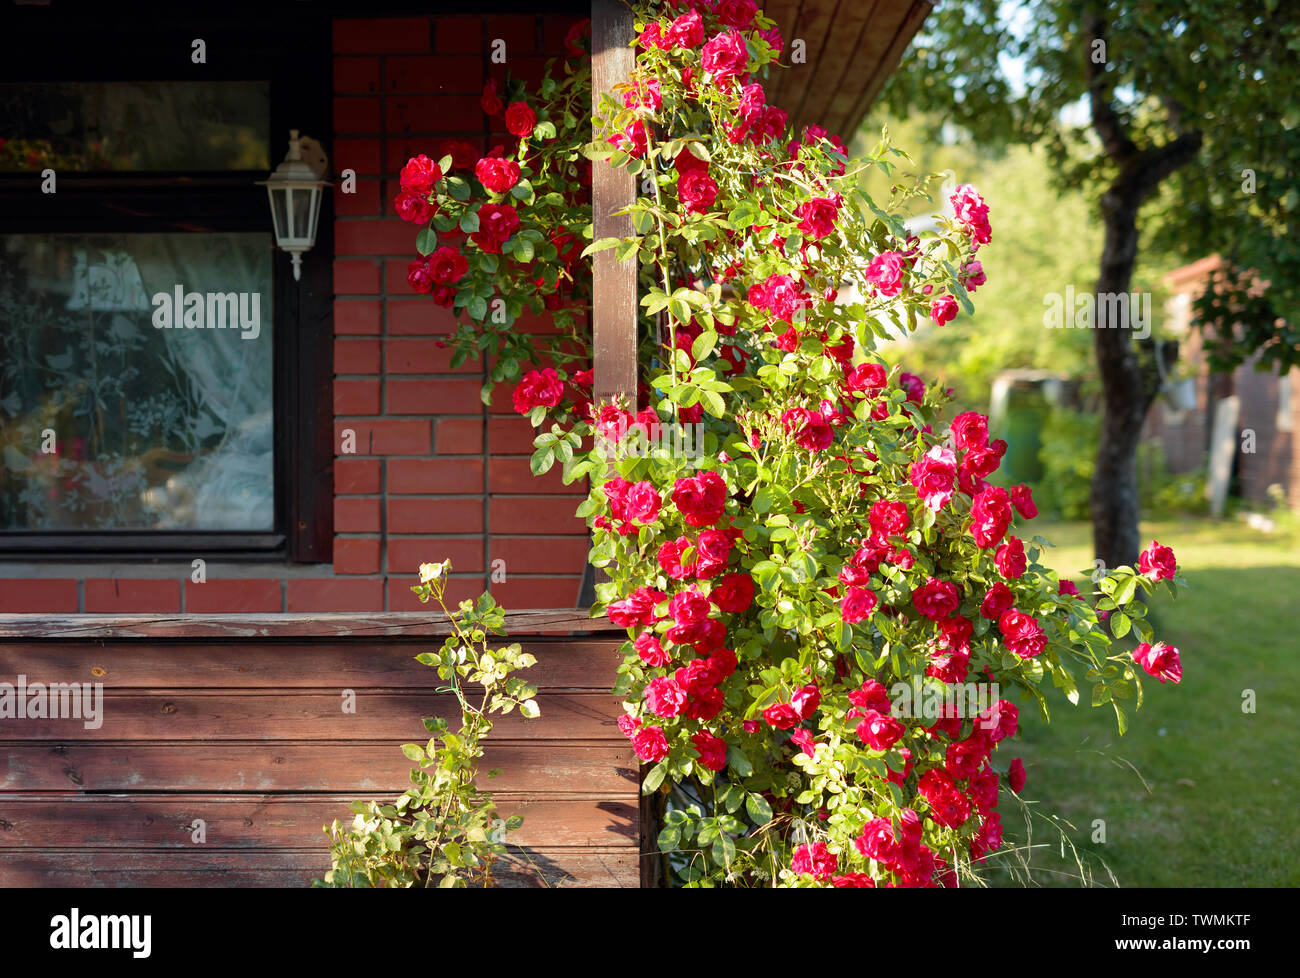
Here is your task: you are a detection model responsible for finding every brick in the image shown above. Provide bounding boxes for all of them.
[435,17,485,53]
[335,457,381,494]
[486,14,536,55]
[435,418,483,454]
[386,55,483,94]
[84,579,180,614]
[388,536,485,573]
[385,338,478,374]
[385,96,482,134]
[388,497,484,534]
[288,578,384,613]
[334,259,381,295]
[490,535,590,574]
[333,138,382,176]
[490,495,587,535]
[487,416,539,454]
[388,573,481,610]
[488,55,548,90]
[336,219,416,256]
[333,96,381,133]
[386,139,481,178]
[388,457,484,494]
[387,378,483,415]
[0,578,78,613]
[333,338,381,374]
[387,299,457,335]
[334,419,431,455]
[334,56,380,94]
[489,576,583,610]
[334,299,381,336]
[334,378,381,416]
[333,536,382,575]
[490,456,580,494]
[334,496,381,532]
[334,178,381,217]
[185,579,281,614]
[333,17,430,54]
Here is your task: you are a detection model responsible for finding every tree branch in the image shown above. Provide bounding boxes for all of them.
[1084,12,1138,162]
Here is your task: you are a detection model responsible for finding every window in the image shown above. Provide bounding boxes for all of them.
[0,10,332,559]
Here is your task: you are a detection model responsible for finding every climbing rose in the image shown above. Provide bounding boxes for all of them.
[634,632,671,667]
[856,709,904,750]
[672,470,727,526]
[666,8,704,48]
[863,251,907,297]
[631,725,670,762]
[763,703,800,730]
[399,153,442,193]
[678,168,718,213]
[471,202,520,253]
[748,273,812,323]
[426,246,468,285]
[512,368,563,414]
[995,536,1027,579]
[950,184,992,245]
[970,486,1013,548]
[910,445,957,511]
[624,481,661,524]
[797,196,839,240]
[791,684,822,720]
[998,609,1047,659]
[950,411,989,451]
[781,408,834,452]
[693,529,734,578]
[919,769,971,829]
[929,294,959,326]
[980,582,1016,620]
[913,578,959,621]
[841,586,878,623]
[394,190,435,224]
[475,155,520,193]
[607,587,666,627]
[791,841,837,881]
[1010,483,1038,519]
[710,572,754,613]
[645,676,687,718]
[691,730,728,771]
[1139,540,1177,581]
[700,29,748,79]
[1008,758,1027,793]
[868,500,909,541]
[504,100,536,138]
[717,0,759,29]
[1058,579,1081,598]
[845,362,887,393]
[1133,641,1182,684]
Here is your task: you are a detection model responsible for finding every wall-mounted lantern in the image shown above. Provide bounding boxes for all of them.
[258,129,330,281]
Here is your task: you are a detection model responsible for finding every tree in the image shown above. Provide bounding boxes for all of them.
[882,0,1300,567]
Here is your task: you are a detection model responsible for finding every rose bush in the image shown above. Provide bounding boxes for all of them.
[394,1,1186,887]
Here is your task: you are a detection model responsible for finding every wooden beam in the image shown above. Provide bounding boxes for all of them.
[591,0,639,408]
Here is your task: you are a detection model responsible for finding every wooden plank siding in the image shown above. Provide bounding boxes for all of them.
[0,613,637,888]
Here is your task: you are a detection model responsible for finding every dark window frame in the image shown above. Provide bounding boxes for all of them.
[0,9,334,562]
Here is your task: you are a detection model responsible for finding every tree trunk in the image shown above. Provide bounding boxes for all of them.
[1090,184,1156,569]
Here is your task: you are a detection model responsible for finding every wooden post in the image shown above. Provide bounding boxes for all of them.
[591,0,639,409]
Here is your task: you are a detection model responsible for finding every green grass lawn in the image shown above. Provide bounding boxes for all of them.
[984,517,1300,887]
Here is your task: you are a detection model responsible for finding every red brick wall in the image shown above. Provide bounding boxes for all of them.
[0,13,591,614]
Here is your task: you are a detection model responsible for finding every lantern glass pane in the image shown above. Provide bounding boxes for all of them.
[268,187,288,241]
[291,188,313,239]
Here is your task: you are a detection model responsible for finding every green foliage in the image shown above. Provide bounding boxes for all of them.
[312,562,539,888]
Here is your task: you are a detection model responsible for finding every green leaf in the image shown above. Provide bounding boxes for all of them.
[459,210,480,233]
[1110,611,1132,638]
[415,227,437,256]
[642,760,667,794]
[745,792,773,825]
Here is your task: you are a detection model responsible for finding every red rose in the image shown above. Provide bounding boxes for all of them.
[632,725,670,762]
[951,184,992,246]
[791,684,821,720]
[912,577,959,622]
[717,0,758,29]
[1008,757,1027,793]
[677,168,718,214]
[929,294,959,326]
[666,8,705,48]
[945,736,987,779]
[657,536,697,580]
[672,470,727,527]
[762,703,800,730]
[644,676,687,718]
[470,202,520,254]
[394,190,435,224]
[1133,641,1182,683]
[399,154,443,194]
[710,572,754,613]
[998,609,1046,659]
[868,500,909,541]
[832,873,875,888]
[950,411,989,451]
[1138,540,1177,581]
[1010,483,1038,519]
[406,258,434,294]
[475,155,521,194]
[791,841,837,881]
[910,445,956,512]
[856,709,904,750]
[700,29,748,79]
[634,631,671,667]
[511,367,563,414]
[607,586,666,628]
[918,769,971,829]
[693,529,733,578]
[624,480,661,524]
[995,536,1026,579]
[480,79,503,116]
[849,680,892,714]
[427,246,468,285]
[970,486,1012,548]
[841,586,878,623]
[504,100,536,138]
[665,588,715,646]
[980,582,1015,620]
[691,730,727,771]
[616,713,639,738]
[797,196,839,240]
[976,698,1019,742]
[781,407,834,452]
[845,362,887,393]
[864,251,907,298]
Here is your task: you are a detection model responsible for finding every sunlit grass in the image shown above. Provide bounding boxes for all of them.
[984,517,1300,887]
